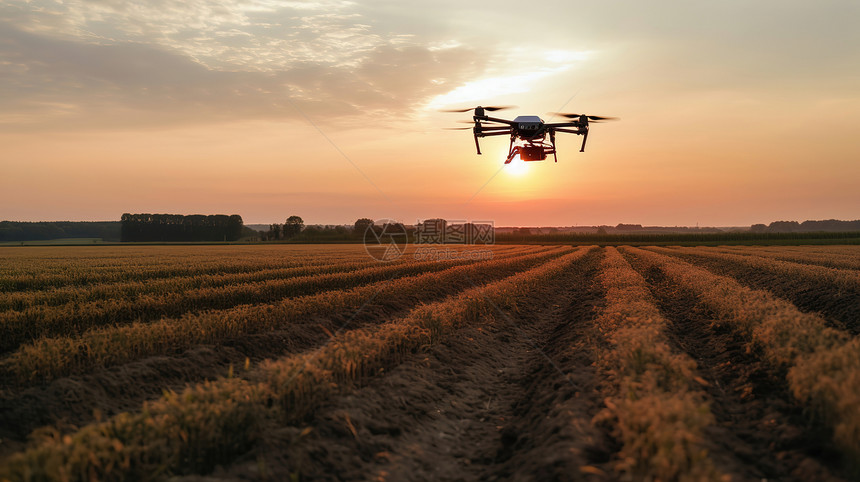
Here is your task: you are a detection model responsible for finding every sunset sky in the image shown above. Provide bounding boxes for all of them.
[2,0,859,227]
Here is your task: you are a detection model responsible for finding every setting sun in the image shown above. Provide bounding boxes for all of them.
[505,157,529,177]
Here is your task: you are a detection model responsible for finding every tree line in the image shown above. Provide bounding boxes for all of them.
[121,214,244,242]
[258,218,409,242]
[750,219,860,233]
[0,221,121,242]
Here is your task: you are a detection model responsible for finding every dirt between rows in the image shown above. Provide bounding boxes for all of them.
[0,253,559,460]
[173,249,616,481]
[624,251,850,481]
[662,250,860,336]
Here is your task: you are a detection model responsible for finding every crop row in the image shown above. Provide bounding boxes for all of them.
[771,245,860,256]
[0,246,382,292]
[0,246,525,312]
[1,246,569,385]
[716,245,860,271]
[0,247,537,354]
[0,258,385,311]
[0,249,591,481]
[627,247,860,466]
[651,246,860,294]
[0,255,353,293]
[591,248,722,480]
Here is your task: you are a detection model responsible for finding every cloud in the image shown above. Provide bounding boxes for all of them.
[4,0,857,131]
[426,50,590,109]
[2,0,366,67]
[0,22,484,129]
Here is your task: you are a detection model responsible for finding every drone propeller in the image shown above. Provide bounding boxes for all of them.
[585,115,618,122]
[440,105,515,113]
[443,127,473,130]
[550,112,619,122]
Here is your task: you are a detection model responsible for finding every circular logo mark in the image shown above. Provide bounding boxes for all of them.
[363,218,409,261]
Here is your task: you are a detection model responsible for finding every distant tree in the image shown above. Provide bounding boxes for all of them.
[383,221,406,233]
[0,224,25,241]
[302,225,322,236]
[283,216,304,238]
[267,223,282,240]
[768,220,801,233]
[750,223,767,233]
[241,226,260,240]
[226,215,244,241]
[596,226,608,235]
[354,218,374,237]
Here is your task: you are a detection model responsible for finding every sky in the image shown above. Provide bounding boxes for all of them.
[1,0,859,227]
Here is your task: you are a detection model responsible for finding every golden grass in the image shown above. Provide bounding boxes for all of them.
[2,246,567,384]
[627,246,860,468]
[655,246,860,293]
[592,248,725,481]
[0,245,526,292]
[716,245,860,270]
[0,248,538,354]
[0,248,589,481]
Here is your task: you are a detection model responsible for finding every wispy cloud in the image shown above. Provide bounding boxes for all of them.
[426,49,591,109]
[0,0,485,129]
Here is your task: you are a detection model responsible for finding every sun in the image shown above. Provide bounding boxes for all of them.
[505,156,529,176]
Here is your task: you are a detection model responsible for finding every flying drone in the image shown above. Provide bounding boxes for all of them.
[444,106,618,164]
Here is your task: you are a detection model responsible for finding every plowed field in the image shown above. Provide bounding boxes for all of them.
[1,244,858,481]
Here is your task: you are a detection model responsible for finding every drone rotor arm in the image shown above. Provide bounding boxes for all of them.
[478,116,516,125]
[543,122,582,128]
[474,126,513,132]
[476,129,514,137]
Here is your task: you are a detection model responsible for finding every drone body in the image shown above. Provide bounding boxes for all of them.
[446,106,618,164]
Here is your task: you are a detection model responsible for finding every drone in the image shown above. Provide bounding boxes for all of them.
[444,106,618,164]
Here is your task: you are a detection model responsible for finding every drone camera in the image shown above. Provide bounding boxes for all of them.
[520,145,547,161]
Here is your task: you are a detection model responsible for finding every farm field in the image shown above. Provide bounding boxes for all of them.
[0,244,858,481]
